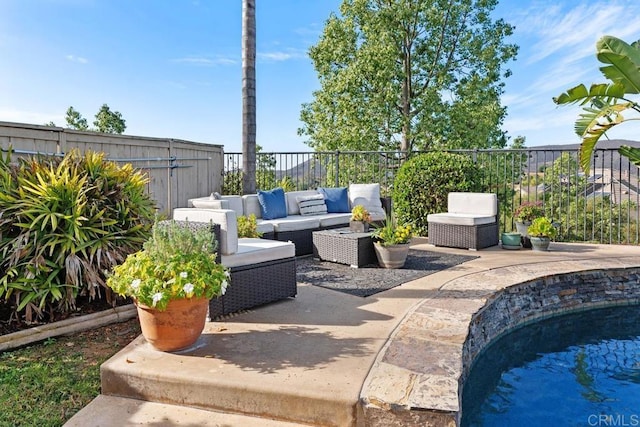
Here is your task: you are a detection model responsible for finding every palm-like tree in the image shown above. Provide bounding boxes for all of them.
[242,0,256,194]
[553,35,640,175]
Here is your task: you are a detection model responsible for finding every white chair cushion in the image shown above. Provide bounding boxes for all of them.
[426,212,496,226]
[261,215,320,232]
[221,238,295,268]
[172,208,238,255]
[447,192,497,216]
[348,183,386,220]
[242,194,262,218]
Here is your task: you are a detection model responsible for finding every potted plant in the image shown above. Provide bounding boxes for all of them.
[107,220,230,351]
[350,204,372,233]
[513,201,544,248]
[237,214,262,238]
[371,216,413,268]
[526,217,558,252]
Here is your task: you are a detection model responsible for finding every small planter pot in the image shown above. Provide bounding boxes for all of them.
[515,221,532,248]
[529,236,551,252]
[349,220,370,233]
[373,242,410,269]
[136,296,209,352]
[501,232,521,250]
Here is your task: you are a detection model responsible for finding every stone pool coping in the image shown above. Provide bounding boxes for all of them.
[359,255,640,426]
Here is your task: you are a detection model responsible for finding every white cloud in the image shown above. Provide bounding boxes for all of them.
[172,56,237,66]
[500,0,640,146]
[258,48,307,62]
[65,54,88,64]
[512,1,640,65]
[0,108,62,126]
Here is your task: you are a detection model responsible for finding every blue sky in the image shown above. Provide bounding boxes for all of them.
[1,0,639,153]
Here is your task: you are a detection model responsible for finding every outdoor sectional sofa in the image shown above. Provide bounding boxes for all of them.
[170,211,297,318]
[170,184,391,317]
[183,184,391,256]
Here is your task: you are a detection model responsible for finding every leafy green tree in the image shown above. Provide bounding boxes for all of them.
[299,0,518,152]
[93,104,126,134]
[65,104,126,134]
[553,35,640,174]
[65,106,89,131]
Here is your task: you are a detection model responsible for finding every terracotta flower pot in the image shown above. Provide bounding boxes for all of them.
[136,296,209,352]
[373,242,410,269]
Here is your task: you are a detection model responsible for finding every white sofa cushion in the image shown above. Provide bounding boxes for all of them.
[220,196,244,216]
[448,192,497,216]
[191,198,229,209]
[316,213,352,228]
[172,208,238,255]
[261,215,320,232]
[243,194,262,218]
[286,190,321,215]
[256,221,275,235]
[221,238,295,268]
[348,183,386,221]
[426,212,496,226]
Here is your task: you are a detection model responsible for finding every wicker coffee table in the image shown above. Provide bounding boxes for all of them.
[312,228,377,268]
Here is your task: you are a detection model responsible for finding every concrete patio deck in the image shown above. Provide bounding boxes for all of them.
[65,239,640,426]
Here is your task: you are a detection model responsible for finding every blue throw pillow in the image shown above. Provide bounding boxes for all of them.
[257,187,287,220]
[318,187,350,213]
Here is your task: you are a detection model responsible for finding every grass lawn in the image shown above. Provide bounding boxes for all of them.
[0,318,140,427]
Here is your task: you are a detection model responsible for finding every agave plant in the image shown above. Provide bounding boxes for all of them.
[553,35,640,175]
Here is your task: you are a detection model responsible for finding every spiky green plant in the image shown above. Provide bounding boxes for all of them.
[0,148,156,322]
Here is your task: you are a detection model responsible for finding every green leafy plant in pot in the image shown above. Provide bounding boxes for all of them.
[513,201,544,248]
[526,217,557,252]
[107,220,230,351]
[372,215,413,268]
[350,204,372,233]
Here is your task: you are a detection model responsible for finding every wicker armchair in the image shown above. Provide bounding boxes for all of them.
[426,192,499,250]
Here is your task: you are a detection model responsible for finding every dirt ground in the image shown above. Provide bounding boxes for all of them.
[0,295,131,336]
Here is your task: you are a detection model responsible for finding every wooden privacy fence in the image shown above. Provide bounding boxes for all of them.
[0,121,224,213]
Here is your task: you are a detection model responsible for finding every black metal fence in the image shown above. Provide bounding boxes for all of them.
[224,148,640,245]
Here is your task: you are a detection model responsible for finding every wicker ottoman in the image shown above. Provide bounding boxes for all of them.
[312,228,377,268]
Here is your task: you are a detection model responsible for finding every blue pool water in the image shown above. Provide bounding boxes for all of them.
[461,305,640,426]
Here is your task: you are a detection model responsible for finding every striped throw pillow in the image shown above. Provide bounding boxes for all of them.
[297,194,328,216]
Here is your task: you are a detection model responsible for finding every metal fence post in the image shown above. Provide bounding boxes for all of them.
[335,150,340,188]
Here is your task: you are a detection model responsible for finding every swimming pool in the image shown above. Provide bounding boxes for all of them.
[461,305,640,426]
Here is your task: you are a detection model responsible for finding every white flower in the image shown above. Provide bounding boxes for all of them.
[180,271,188,279]
[183,283,194,294]
[224,270,231,279]
[131,279,141,290]
[221,280,229,295]
[152,292,163,307]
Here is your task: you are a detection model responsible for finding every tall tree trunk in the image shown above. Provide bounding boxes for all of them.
[242,0,256,194]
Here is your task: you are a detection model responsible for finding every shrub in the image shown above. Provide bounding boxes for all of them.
[237,214,262,238]
[0,148,156,322]
[527,217,558,238]
[513,201,544,223]
[393,152,481,236]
